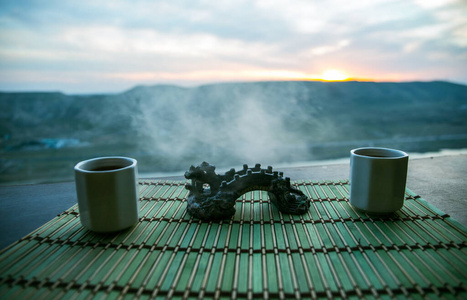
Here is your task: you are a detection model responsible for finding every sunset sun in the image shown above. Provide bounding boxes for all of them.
[321,69,349,81]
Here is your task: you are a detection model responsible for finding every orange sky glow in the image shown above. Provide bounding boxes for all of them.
[107,68,407,85]
[0,0,465,93]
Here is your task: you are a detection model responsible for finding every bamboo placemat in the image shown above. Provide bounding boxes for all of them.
[0,180,466,299]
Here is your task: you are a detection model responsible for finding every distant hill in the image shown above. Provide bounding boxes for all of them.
[1,80,467,184]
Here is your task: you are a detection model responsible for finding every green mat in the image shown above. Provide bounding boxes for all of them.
[0,180,466,299]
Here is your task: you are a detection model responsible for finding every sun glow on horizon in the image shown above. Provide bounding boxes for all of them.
[104,68,384,88]
[320,69,350,81]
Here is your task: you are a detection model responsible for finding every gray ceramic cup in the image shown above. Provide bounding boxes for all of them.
[350,147,409,214]
[74,157,139,232]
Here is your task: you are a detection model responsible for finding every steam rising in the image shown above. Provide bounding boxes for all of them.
[121,80,467,174]
[130,84,309,170]
[2,80,466,184]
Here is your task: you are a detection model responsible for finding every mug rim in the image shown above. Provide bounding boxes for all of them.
[74,156,137,173]
[351,147,408,159]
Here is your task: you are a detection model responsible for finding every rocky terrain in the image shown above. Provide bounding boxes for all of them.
[1,80,466,184]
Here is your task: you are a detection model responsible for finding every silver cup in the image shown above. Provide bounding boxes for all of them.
[74,156,139,232]
[350,147,409,214]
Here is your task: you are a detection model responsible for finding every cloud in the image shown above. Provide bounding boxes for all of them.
[412,0,459,9]
[301,40,351,57]
[0,0,466,93]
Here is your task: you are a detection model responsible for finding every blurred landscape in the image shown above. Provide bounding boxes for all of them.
[1,80,467,185]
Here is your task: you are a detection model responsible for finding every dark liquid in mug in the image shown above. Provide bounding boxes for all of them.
[91,165,123,171]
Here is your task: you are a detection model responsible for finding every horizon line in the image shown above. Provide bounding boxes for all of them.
[0,78,464,96]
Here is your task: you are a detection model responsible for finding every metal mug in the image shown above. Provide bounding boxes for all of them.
[74,156,139,232]
[350,147,409,214]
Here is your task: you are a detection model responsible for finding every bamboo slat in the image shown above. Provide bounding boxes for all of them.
[0,180,466,299]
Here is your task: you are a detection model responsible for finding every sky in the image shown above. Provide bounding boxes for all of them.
[0,0,466,94]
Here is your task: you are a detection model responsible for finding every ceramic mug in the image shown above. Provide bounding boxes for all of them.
[349,147,409,214]
[74,156,139,232]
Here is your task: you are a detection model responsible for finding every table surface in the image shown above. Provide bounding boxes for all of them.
[1,153,466,251]
[1,179,466,299]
